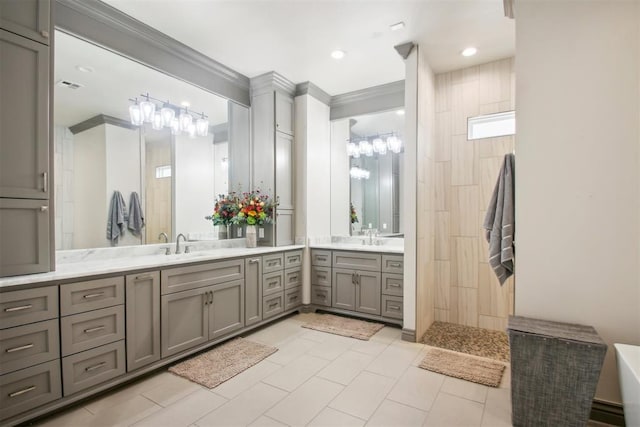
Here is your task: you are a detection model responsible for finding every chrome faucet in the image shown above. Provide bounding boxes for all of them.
[158,232,171,255]
[175,233,187,254]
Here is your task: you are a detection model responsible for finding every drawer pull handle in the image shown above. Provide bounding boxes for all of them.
[83,292,105,299]
[6,343,34,353]
[389,262,402,268]
[135,274,153,280]
[316,256,327,261]
[288,256,299,263]
[248,258,260,264]
[315,293,325,298]
[389,283,401,288]
[268,261,278,267]
[268,281,278,288]
[85,361,107,372]
[84,325,105,334]
[43,172,48,192]
[269,302,279,309]
[4,304,33,313]
[289,295,298,301]
[288,275,298,282]
[317,273,326,278]
[389,305,401,310]
[9,385,36,398]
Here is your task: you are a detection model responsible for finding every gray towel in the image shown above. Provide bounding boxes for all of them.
[107,191,127,245]
[483,153,515,285]
[128,192,145,236]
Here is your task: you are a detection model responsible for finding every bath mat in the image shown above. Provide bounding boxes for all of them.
[419,348,506,387]
[422,321,510,362]
[301,313,384,340]
[169,338,277,388]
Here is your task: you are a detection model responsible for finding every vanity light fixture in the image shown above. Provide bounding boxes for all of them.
[331,50,346,59]
[128,98,143,126]
[151,112,164,130]
[139,93,156,123]
[350,166,370,180]
[179,108,193,132]
[461,46,478,57]
[128,93,210,137]
[195,113,210,137]
[347,132,404,157]
[160,102,176,127]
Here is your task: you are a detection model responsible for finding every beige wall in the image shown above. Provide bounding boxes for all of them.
[515,0,639,403]
[432,58,515,331]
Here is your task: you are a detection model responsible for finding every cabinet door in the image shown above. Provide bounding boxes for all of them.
[209,280,244,340]
[275,92,294,136]
[0,0,50,45]
[126,271,160,371]
[245,257,262,327]
[275,209,294,246]
[0,29,49,199]
[332,268,356,311]
[275,132,294,209]
[0,198,49,277]
[355,270,381,316]
[161,288,207,358]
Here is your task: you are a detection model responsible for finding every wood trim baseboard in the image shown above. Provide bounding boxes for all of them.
[401,328,416,342]
[590,399,625,426]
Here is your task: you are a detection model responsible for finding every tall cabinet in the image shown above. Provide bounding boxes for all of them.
[0,0,52,277]
[250,72,295,246]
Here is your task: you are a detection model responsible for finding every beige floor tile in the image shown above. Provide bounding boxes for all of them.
[35,406,95,427]
[141,374,203,407]
[308,407,366,427]
[329,371,395,420]
[90,394,162,426]
[424,393,484,427]
[194,382,287,427]
[366,400,428,427]
[371,326,402,344]
[441,377,489,403]
[248,416,288,427]
[366,343,422,379]
[349,339,389,357]
[245,321,305,347]
[307,334,355,360]
[266,336,316,365]
[266,377,344,426]
[387,366,445,411]
[133,389,227,427]
[299,329,335,343]
[481,388,511,427]
[211,360,282,400]
[262,354,329,392]
[317,350,375,385]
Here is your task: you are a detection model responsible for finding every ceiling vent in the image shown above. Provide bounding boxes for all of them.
[56,80,83,90]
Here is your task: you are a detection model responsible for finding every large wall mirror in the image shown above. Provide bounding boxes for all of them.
[330,109,404,237]
[54,31,249,250]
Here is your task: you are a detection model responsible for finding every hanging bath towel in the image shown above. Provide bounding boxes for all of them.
[483,153,515,285]
[128,191,145,236]
[107,190,127,245]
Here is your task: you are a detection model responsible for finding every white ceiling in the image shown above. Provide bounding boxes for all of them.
[350,109,405,137]
[101,0,515,96]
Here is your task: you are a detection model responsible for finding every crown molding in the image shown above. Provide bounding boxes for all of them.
[55,0,250,106]
[250,72,296,97]
[330,80,405,120]
[69,114,135,134]
[295,81,332,106]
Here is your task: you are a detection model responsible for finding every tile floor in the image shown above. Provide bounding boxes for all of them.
[30,313,584,427]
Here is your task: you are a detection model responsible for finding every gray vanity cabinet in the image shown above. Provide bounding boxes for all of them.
[161,288,208,358]
[332,269,357,311]
[245,257,262,327]
[0,0,50,45]
[209,280,244,340]
[275,92,294,136]
[355,271,381,315]
[125,272,160,372]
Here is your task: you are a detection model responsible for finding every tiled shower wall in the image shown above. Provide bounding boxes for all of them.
[433,58,515,331]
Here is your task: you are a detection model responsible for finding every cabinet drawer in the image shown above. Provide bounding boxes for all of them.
[262,271,284,297]
[284,286,301,310]
[263,294,284,319]
[161,259,244,294]
[382,255,404,274]
[62,340,125,396]
[311,286,331,307]
[0,360,61,421]
[61,305,125,357]
[381,273,403,297]
[284,250,302,269]
[311,266,331,287]
[333,251,381,272]
[0,286,58,329]
[382,295,403,320]
[0,319,59,376]
[60,277,124,316]
[284,267,301,290]
[262,253,284,273]
[311,250,331,267]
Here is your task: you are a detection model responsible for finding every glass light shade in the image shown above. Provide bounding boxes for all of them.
[196,117,209,137]
[129,104,143,126]
[387,136,403,153]
[358,140,373,156]
[372,138,387,154]
[179,110,193,131]
[346,142,358,157]
[139,99,156,123]
[187,122,197,138]
[152,112,163,130]
[349,167,370,180]
[351,148,360,158]
[363,143,374,157]
[170,118,180,135]
[160,106,175,127]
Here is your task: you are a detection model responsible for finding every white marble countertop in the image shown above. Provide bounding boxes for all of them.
[308,236,404,254]
[0,245,305,289]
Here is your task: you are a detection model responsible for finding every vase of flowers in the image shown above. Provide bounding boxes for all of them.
[235,189,277,248]
[205,192,239,239]
[350,202,359,234]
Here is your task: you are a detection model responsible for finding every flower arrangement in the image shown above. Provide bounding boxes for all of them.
[205,192,239,226]
[236,190,277,226]
[350,202,359,224]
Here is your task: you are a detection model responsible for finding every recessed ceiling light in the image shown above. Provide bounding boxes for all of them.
[180,101,190,107]
[396,109,405,116]
[75,65,94,73]
[331,50,346,60]
[461,47,478,57]
[390,22,405,31]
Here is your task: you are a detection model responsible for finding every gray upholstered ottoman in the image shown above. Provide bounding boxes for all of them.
[507,315,607,427]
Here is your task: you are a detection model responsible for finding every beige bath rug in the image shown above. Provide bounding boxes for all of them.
[301,313,384,340]
[422,321,510,362]
[169,338,277,388]
[419,348,506,387]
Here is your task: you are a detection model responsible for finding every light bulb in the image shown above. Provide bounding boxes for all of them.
[347,142,358,157]
[139,99,156,123]
[152,112,163,130]
[129,103,142,126]
[372,138,386,154]
[179,109,192,132]
[196,116,209,137]
[160,105,175,127]
[387,136,403,153]
[170,118,180,135]
[187,122,196,138]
